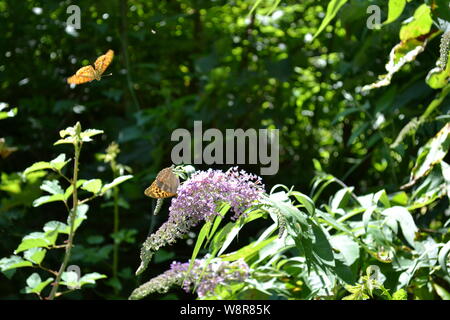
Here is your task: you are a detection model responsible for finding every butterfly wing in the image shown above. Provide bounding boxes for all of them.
[144,167,180,199]
[67,65,96,84]
[94,49,114,75]
[144,181,177,199]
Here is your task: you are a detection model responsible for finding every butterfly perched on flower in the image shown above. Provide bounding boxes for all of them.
[67,49,114,85]
[144,167,180,199]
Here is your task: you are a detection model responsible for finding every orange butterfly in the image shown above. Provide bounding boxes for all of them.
[67,49,114,85]
[144,167,180,199]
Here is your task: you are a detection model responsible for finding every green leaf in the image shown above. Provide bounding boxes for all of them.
[0,108,18,120]
[81,179,102,194]
[426,59,450,89]
[381,206,418,247]
[79,272,107,286]
[24,154,70,176]
[330,235,359,266]
[383,0,406,25]
[311,224,335,267]
[60,271,80,288]
[373,189,390,208]
[80,129,104,142]
[399,4,433,41]
[438,241,450,275]
[64,179,87,200]
[43,221,69,235]
[363,206,376,232]
[187,220,212,275]
[434,283,450,300]
[217,210,265,256]
[221,237,276,262]
[100,175,133,194]
[14,231,58,254]
[391,288,408,300]
[54,137,76,145]
[330,187,353,211]
[407,123,450,187]
[40,180,64,195]
[0,103,18,120]
[33,194,65,207]
[362,37,430,91]
[291,191,315,215]
[313,0,348,40]
[23,248,46,265]
[69,204,89,232]
[24,273,54,294]
[0,256,33,271]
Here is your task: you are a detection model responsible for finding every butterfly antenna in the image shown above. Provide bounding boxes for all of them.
[103,73,113,77]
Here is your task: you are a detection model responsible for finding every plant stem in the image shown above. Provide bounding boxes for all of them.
[112,185,119,282]
[119,0,140,111]
[48,142,82,300]
[111,157,120,293]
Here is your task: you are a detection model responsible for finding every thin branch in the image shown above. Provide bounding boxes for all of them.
[48,140,83,300]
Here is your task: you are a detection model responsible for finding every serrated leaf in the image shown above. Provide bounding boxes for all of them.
[49,154,71,171]
[23,248,46,265]
[43,221,69,234]
[0,256,33,271]
[100,175,133,193]
[60,271,80,288]
[80,129,104,142]
[14,231,58,254]
[54,137,76,145]
[24,154,70,176]
[68,204,89,232]
[40,180,64,195]
[25,273,53,294]
[79,272,107,286]
[81,179,102,194]
[23,161,52,175]
[64,179,87,200]
[33,194,65,207]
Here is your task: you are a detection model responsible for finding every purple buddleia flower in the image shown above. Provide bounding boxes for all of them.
[136,167,264,275]
[129,258,250,300]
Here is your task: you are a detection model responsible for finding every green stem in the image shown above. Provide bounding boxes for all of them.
[112,185,119,281]
[111,159,120,293]
[48,142,82,300]
[119,0,140,111]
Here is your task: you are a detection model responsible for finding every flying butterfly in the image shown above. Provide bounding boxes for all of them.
[144,167,180,199]
[67,49,114,85]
